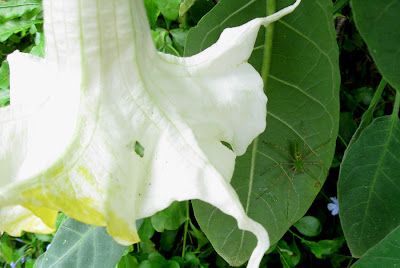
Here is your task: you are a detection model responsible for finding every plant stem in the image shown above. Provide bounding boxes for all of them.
[337,134,348,148]
[347,78,386,148]
[392,89,400,118]
[261,0,276,92]
[333,0,350,14]
[371,78,387,111]
[181,201,190,259]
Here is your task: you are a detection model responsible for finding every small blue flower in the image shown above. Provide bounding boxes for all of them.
[10,261,17,268]
[46,243,51,251]
[327,197,339,216]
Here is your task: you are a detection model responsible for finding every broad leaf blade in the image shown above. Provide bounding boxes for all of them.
[352,225,400,267]
[34,218,126,268]
[185,0,339,265]
[339,116,400,257]
[351,0,400,91]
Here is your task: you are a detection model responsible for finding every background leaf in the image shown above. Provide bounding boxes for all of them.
[0,60,10,89]
[293,216,322,237]
[155,0,181,21]
[352,225,400,267]
[0,19,43,42]
[0,0,42,22]
[33,218,126,268]
[144,0,160,29]
[150,201,187,232]
[185,0,339,265]
[351,0,400,91]
[339,115,400,257]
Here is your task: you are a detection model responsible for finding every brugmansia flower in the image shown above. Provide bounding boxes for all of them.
[0,0,300,266]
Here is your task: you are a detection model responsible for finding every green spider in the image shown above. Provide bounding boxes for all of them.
[258,136,331,218]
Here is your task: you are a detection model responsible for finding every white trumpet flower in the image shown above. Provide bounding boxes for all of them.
[0,0,300,266]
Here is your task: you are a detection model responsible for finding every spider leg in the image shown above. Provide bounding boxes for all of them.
[257,166,296,200]
[259,162,293,176]
[305,162,329,172]
[303,166,322,187]
[301,121,307,156]
[303,139,332,161]
[286,167,298,219]
[262,141,296,162]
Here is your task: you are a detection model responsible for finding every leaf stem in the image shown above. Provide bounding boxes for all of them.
[181,201,190,259]
[371,78,387,111]
[392,89,400,118]
[347,78,386,147]
[260,0,276,91]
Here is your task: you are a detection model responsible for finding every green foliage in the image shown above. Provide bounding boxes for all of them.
[155,0,181,21]
[0,0,42,22]
[151,201,187,233]
[186,0,339,265]
[293,216,322,237]
[0,60,10,106]
[351,0,400,91]
[339,113,400,257]
[33,218,126,268]
[352,225,400,267]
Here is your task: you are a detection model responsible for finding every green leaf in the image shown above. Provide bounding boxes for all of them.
[138,218,155,241]
[170,28,188,56]
[339,115,400,257]
[155,0,180,21]
[0,60,9,89]
[147,252,168,267]
[184,252,200,266]
[117,255,139,268]
[0,88,10,107]
[0,236,13,263]
[304,241,324,259]
[151,201,187,232]
[293,216,322,237]
[317,238,344,256]
[0,19,43,42]
[34,233,53,242]
[278,240,300,267]
[0,0,42,22]
[33,217,126,268]
[29,32,45,58]
[351,0,400,91]
[352,225,400,267]
[144,0,160,29]
[185,0,340,265]
[159,229,179,251]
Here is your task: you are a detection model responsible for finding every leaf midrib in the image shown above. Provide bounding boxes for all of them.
[358,117,397,249]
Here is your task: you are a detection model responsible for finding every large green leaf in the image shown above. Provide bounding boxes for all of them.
[339,115,400,257]
[34,218,126,268]
[185,0,339,265]
[351,0,400,91]
[0,0,42,22]
[352,225,400,267]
